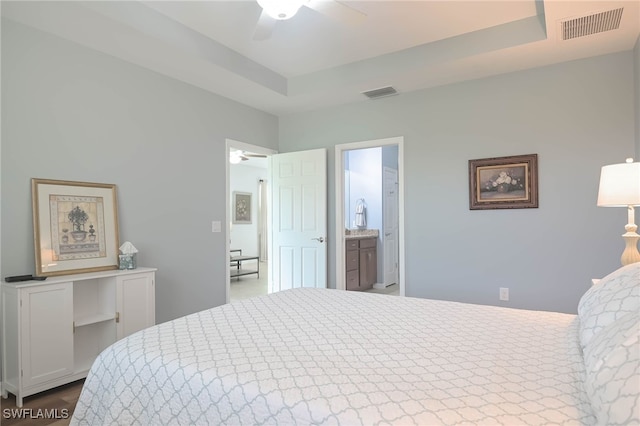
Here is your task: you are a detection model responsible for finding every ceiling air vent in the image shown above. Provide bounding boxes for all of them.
[362,86,398,100]
[560,8,623,40]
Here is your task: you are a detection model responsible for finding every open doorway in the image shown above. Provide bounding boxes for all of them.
[225,139,276,303]
[335,137,405,296]
[226,141,329,304]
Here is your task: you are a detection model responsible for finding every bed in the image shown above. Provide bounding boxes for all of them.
[71,263,639,425]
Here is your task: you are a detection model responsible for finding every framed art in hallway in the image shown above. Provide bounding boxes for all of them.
[233,191,252,224]
[32,178,120,276]
[468,154,538,210]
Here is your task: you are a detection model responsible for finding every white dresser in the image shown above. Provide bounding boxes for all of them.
[1,267,156,407]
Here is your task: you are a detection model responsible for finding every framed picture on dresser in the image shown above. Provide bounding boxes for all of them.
[31,178,120,276]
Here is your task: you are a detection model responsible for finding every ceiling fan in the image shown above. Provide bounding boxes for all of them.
[229,150,268,164]
[253,0,366,41]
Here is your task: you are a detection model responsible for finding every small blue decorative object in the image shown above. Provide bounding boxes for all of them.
[119,254,136,270]
[119,241,138,270]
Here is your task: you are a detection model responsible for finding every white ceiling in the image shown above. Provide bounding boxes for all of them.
[2,0,639,116]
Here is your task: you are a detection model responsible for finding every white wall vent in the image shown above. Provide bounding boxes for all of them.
[559,8,623,40]
[362,86,398,100]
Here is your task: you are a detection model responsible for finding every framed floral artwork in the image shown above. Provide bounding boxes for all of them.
[32,178,120,276]
[468,154,538,210]
[233,191,252,224]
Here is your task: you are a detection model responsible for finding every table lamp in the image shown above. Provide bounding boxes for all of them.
[597,158,640,265]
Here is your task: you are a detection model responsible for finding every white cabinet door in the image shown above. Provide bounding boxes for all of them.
[116,272,155,340]
[21,283,74,388]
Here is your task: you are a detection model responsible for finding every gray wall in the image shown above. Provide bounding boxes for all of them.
[2,18,637,320]
[280,51,636,314]
[1,20,278,323]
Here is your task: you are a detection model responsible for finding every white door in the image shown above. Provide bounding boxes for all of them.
[383,167,399,286]
[271,149,327,292]
[21,283,74,388]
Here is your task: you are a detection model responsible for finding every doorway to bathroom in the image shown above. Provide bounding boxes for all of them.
[335,136,405,296]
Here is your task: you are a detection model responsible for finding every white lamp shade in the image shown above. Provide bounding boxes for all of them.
[597,161,640,207]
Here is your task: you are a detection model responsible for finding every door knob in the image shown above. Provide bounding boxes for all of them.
[311,237,325,243]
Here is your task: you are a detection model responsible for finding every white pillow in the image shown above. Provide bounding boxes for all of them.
[577,263,640,349]
[582,311,639,425]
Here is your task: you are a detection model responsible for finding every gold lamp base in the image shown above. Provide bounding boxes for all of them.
[621,223,640,266]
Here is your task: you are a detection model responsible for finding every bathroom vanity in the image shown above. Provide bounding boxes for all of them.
[345,230,378,291]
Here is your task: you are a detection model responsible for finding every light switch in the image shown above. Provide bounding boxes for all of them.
[212,221,221,233]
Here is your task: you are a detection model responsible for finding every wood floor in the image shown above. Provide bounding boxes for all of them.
[1,380,84,426]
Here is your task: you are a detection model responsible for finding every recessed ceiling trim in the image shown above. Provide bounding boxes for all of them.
[80,1,289,95]
[288,15,547,96]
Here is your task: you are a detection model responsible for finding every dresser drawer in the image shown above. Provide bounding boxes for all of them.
[346,240,358,250]
[346,249,359,271]
[359,238,376,249]
[346,270,359,291]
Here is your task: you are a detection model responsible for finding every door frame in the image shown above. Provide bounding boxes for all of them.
[225,139,277,304]
[334,136,406,295]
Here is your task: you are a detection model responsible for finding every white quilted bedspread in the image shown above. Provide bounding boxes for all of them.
[71,288,595,425]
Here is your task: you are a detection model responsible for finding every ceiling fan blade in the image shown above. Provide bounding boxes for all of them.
[245,153,267,158]
[306,0,366,27]
[253,9,277,41]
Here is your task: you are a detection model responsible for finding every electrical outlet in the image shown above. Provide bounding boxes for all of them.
[499,287,509,301]
[212,221,221,233]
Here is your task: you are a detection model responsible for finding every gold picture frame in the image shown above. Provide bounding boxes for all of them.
[32,178,120,276]
[469,154,539,210]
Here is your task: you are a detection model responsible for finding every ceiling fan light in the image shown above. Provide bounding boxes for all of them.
[229,150,244,164]
[257,0,305,20]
